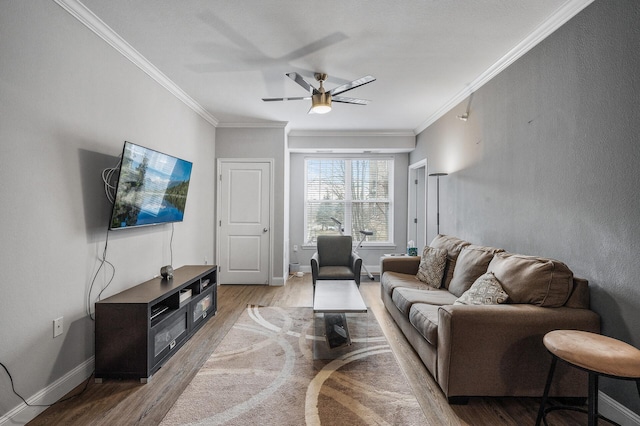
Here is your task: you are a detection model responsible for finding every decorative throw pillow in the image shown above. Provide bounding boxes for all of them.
[454,272,510,305]
[415,246,447,288]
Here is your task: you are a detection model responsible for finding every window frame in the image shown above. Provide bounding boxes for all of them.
[303,156,394,247]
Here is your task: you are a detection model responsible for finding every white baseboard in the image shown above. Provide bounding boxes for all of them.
[600,391,640,426]
[0,357,94,426]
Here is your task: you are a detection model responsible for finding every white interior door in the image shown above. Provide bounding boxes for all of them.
[217,160,272,284]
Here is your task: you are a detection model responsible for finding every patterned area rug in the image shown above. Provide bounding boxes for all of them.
[160,305,427,425]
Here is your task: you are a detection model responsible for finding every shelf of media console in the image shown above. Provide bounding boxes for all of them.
[95,265,217,382]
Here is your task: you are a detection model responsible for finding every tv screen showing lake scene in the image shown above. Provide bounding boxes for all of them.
[109,142,193,230]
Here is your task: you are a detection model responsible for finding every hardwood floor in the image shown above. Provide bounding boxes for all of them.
[28,275,586,425]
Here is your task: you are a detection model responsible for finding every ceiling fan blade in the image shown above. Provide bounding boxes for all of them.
[329,76,376,96]
[286,72,315,94]
[279,32,348,62]
[262,96,310,102]
[332,96,370,105]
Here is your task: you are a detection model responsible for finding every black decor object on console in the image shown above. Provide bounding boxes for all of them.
[160,265,174,279]
[109,141,193,230]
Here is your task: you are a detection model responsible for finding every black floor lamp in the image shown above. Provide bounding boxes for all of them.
[429,172,448,234]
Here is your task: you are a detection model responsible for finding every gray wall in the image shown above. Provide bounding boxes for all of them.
[216,126,287,283]
[0,1,216,420]
[411,0,640,414]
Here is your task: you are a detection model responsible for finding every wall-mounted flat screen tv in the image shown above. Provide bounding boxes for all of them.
[109,141,193,230]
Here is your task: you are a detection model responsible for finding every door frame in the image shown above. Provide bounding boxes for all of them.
[408,159,427,250]
[216,158,274,285]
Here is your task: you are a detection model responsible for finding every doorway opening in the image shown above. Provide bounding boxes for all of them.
[408,160,427,251]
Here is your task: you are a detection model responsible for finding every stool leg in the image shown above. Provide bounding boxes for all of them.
[588,372,598,426]
[536,355,558,426]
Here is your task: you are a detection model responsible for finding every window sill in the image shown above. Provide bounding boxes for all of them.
[302,244,397,250]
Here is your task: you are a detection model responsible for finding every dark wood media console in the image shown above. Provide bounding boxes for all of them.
[95,265,217,382]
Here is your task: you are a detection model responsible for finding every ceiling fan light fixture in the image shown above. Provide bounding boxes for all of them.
[311,92,332,114]
[265,72,374,114]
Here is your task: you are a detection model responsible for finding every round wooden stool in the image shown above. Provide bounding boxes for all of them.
[536,330,640,426]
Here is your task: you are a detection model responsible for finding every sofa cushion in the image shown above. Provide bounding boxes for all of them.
[409,303,440,346]
[381,271,431,297]
[429,234,471,289]
[454,272,509,305]
[415,246,447,288]
[487,252,574,307]
[392,287,458,315]
[448,245,504,297]
[564,278,590,309]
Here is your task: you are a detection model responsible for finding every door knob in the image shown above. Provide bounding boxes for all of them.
[263,228,268,232]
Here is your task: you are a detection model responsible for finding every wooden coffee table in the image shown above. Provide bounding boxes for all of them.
[313,280,368,358]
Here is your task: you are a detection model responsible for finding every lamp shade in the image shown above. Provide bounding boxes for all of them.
[311,92,332,114]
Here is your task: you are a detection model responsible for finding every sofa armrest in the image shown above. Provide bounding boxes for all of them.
[436,304,600,397]
[380,256,420,276]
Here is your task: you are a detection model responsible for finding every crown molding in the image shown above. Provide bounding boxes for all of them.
[53,0,219,128]
[289,148,414,154]
[414,0,595,135]
[217,121,289,129]
[287,130,416,138]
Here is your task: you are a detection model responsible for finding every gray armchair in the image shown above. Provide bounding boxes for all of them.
[311,235,362,288]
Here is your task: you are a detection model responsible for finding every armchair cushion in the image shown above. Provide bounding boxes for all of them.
[316,235,353,267]
[315,265,356,280]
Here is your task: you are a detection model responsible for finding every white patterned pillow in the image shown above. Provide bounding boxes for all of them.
[454,272,510,305]
[415,246,447,288]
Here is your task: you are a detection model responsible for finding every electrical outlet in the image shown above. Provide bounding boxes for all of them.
[53,317,64,338]
[293,245,298,252]
[204,256,208,265]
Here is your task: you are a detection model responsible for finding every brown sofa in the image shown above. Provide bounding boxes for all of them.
[381,234,600,403]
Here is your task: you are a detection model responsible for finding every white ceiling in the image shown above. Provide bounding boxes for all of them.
[73,0,592,133]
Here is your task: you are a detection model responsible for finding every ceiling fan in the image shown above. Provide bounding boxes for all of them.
[262,72,376,114]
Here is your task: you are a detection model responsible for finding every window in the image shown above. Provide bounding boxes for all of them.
[305,158,393,244]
